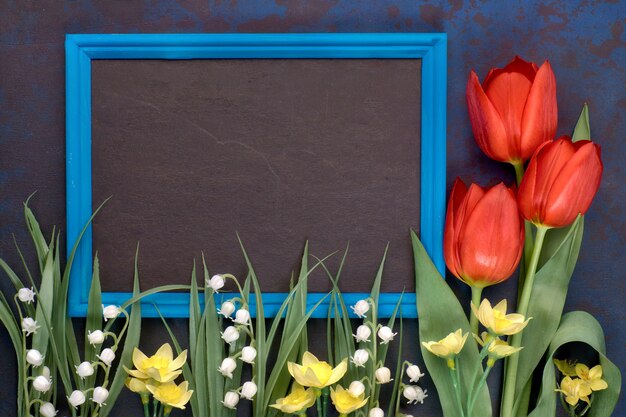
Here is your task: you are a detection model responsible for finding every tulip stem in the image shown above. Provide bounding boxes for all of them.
[500,226,548,417]
[470,287,482,335]
[513,161,535,291]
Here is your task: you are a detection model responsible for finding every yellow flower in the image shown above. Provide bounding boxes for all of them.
[270,383,317,414]
[422,329,468,368]
[287,352,347,389]
[575,364,608,392]
[330,384,368,415]
[126,344,187,383]
[125,377,149,394]
[471,299,530,336]
[146,381,193,410]
[554,359,577,377]
[473,331,495,347]
[556,376,592,406]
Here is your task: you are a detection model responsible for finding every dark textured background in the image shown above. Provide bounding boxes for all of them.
[0,1,623,416]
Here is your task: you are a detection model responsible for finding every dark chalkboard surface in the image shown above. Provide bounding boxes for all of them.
[91,58,421,293]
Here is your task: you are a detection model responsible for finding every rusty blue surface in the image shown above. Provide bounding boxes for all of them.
[0,1,623,416]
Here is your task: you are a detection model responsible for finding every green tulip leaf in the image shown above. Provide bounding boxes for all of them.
[511,217,584,413]
[572,103,590,142]
[412,230,492,417]
[528,311,621,417]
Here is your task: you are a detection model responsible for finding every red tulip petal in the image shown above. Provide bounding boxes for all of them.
[444,179,468,278]
[484,63,534,154]
[459,184,523,285]
[483,56,537,90]
[466,71,511,162]
[520,61,557,161]
[543,142,603,227]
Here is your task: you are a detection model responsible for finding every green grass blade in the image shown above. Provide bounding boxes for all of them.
[85,254,103,363]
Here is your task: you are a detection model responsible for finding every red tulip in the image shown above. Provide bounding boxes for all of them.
[466,56,557,164]
[517,137,603,228]
[444,179,525,288]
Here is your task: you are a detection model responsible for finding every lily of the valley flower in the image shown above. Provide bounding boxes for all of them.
[92,387,109,406]
[218,301,236,317]
[350,349,369,368]
[353,325,371,343]
[98,348,116,366]
[102,305,120,321]
[375,367,392,384]
[406,364,425,383]
[222,391,240,409]
[67,390,86,408]
[403,385,428,404]
[240,346,257,364]
[22,317,39,336]
[147,381,194,410]
[33,375,52,392]
[233,309,251,325]
[127,344,187,383]
[377,326,397,344]
[422,329,468,369]
[576,364,608,392]
[206,274,226,292]
[370,407,385,417]
[348,381,366,397]
[351,300,370,318]
[218,357,237,379]
[240,381,257,400]
[17,287,35,303]
[88,330,106,345]
[472,299,530,336]
[270,384,316,414]
[39,402,57,417]
[330,384,369,415]
[221,326,240,344]
[556,377,592,406]
[287,351,347,389]
[76,361,95,379]
[26,349,44,367]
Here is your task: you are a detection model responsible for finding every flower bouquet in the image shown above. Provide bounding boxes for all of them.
[412,57,621,417]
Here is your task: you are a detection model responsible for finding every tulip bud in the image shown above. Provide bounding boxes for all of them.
[351,300,369,318]
[241,381,258,400]
[68,390,86,408]
[26,349,44,367]
[76,361,95,379]
[375,366,392,384]
[17,287,35,303]
[97,348,116,366]
[403,385,428,404]
[92,386,109,405]
[370,407,385,417]
[218,357,237,378]
[33,375,52,392]
[353,325,371,343]
[222,391,240,409]
[21,317,39,336]
[348,381,365,397]
[39,402,57,417]
[102,305,120,321]
[444,179,524,288]
[221,326,240,344]
[406,364,425,382]
[240,346,257,364]
[518,137,603,228]
[377,326,397,344]
[234,309,251,325]
[219,301,236,317]
[87,330,106,345]
[206,274,225,292]
[351,349,369,367]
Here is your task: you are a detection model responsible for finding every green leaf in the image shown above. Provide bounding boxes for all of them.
[572,104,590,142]
[31,238,55,357]
[85,254,103,364]
[528,311,621,417]
[512,217,584,412]
[411,230,491,417]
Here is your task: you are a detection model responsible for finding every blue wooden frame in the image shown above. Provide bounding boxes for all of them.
[65,33,446,319]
